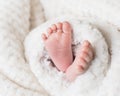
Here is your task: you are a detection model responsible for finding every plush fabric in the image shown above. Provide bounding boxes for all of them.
[0,0,120,96]
[25,16,109,96]
[0,0,47,96]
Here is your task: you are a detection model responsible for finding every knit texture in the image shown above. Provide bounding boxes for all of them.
[0,0,120,96]
[0,0,47,96]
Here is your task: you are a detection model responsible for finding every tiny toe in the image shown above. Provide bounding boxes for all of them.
[75,55,88,69]
[79,65,85,72]
[56,22,62,30]
[55,30,62,38]
[62,21,72,33]
[79,57,88,69]
[51,24,57,32]
[82,45,94,62]
[47,28,53,36]
[84,42,94,60]
[83,40,90,47]
[75,65,85,75]
[80,51,91,63]
[47,28,53,33]
[57,30,63,34]
[42,33,47,41]
[88,48,94,60]
[82,41,92,53]
[75,61,87,74]
[81,46,89,54]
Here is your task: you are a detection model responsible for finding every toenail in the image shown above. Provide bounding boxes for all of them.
[83,41,90,46]
[57,30,62,33]
[82,48,88,54]
[51,24,57,31]
[47,28,52,33]
[56,22,62,29]
[42,34,47,40]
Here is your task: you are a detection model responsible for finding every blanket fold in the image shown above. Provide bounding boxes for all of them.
[0,0,120,96]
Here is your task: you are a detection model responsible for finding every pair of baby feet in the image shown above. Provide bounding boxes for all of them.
[42,22,94,81]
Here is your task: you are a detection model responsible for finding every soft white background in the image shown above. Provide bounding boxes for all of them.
[0,0,120,96]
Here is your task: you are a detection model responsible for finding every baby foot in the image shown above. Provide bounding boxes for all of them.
[42,22,73,72]
[66,40,94,81]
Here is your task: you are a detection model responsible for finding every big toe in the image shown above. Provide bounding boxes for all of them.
[82,42,94,61]
[83,40,91,47]
[62,21,72,33]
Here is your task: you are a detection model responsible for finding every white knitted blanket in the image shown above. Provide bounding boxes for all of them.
[0,0,120,96]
